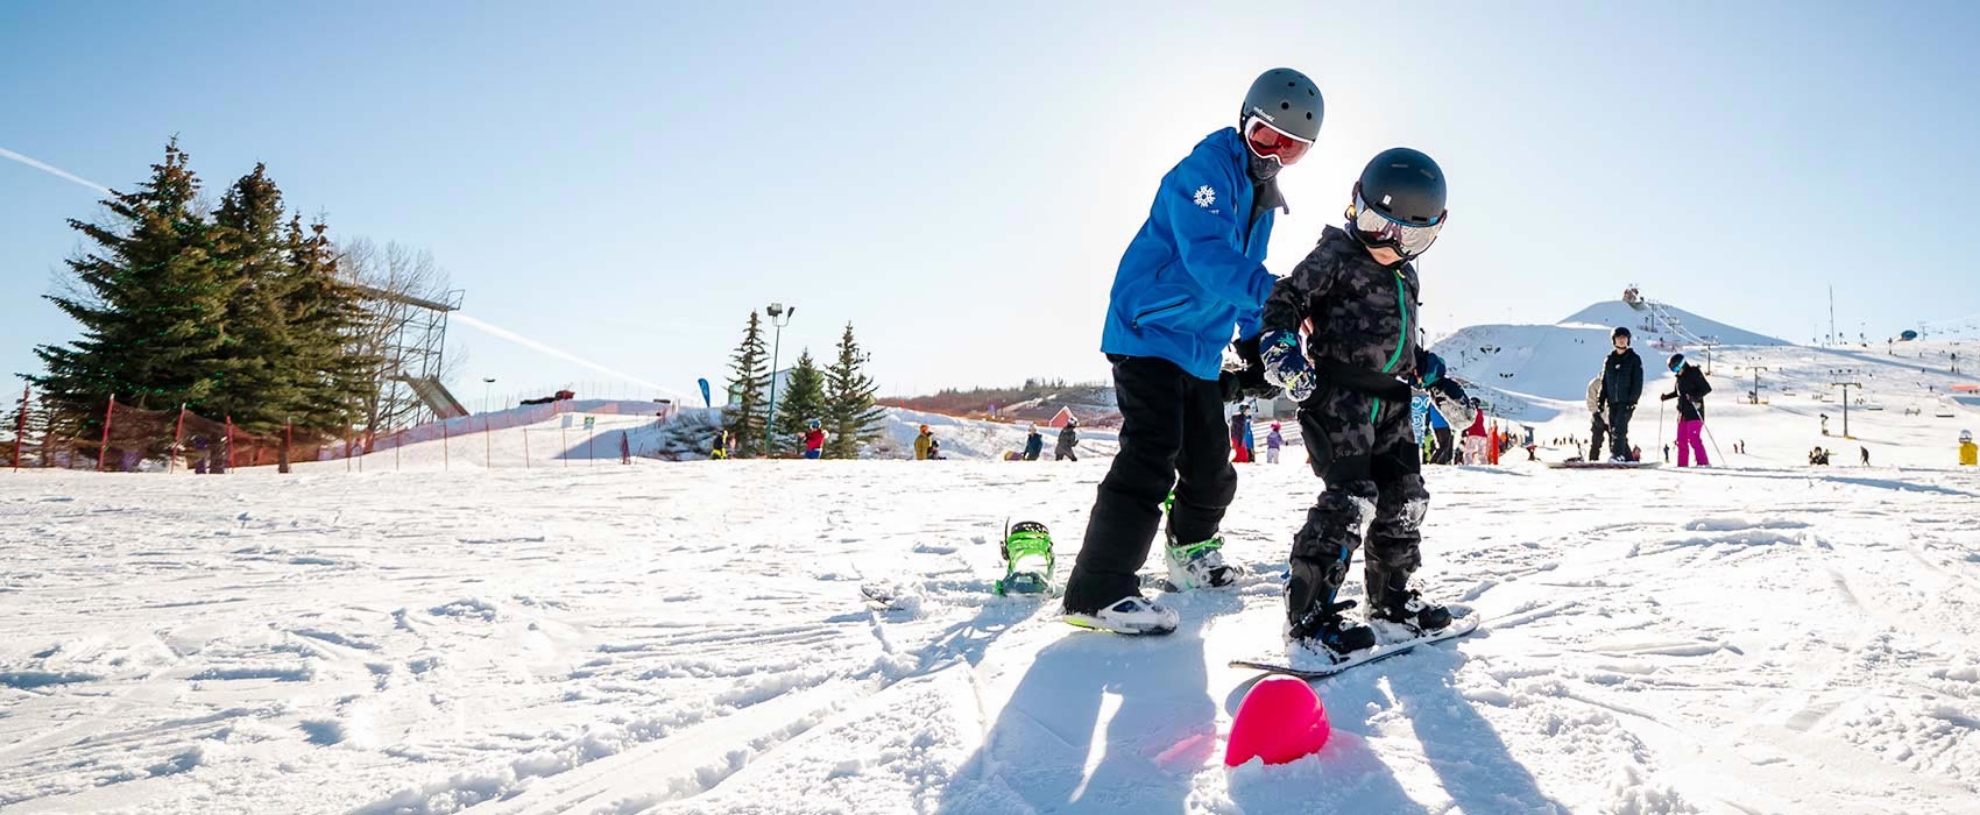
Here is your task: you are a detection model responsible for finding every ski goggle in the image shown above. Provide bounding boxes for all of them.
[1243,115,1314,166]
[1349,187,1445,258]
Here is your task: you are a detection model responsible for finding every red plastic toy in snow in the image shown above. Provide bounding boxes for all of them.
[1224,676,1331,766]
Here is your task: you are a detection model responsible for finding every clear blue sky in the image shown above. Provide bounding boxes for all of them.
[5,1,1978,404]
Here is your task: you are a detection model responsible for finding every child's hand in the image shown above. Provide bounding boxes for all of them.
[1259,330,1317,402]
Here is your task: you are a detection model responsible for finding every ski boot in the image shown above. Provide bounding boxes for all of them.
[1161,492,1237,590]
[995,521,1056,596]
[1064,595,1179,635]
[1365,568,1451,634]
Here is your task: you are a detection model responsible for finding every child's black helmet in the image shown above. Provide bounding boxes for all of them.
[1357,148,1447,227]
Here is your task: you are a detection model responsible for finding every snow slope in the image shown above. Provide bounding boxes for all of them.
[4,456,1979,814]
[1431,298,1979,460]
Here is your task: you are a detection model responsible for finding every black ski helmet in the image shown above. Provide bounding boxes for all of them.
[1613,326,1632,341]
[1240,68,1323,143]
[1356,148,1446,227]
[1668,353,1686,372]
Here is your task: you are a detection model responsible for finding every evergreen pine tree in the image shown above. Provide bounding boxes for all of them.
[32,139,241,432]
[282,217,378,435]
[768,350,826,456]
[724,311,771,457]
[208,163,297,432]
[824,323,885,459]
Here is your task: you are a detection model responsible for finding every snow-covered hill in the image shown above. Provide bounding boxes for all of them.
[4,458,1979,813]
[1431,299,1980,466]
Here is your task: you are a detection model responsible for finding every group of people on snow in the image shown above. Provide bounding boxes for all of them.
[1016,421,1080,462]
[1577,327,1713,467]
[1054,67,1475,661]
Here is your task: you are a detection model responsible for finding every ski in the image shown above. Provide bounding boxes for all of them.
[1547,460,1662,470]
[1229,614,1481,680]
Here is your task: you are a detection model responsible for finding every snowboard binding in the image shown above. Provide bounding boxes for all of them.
[996,520,1057,596]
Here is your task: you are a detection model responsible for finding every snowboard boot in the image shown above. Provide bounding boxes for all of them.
[1286,598,1376,658]
[1064,595,1179,635]
[1161,492,1237,590]
[1285,556,1375,658]
[1365,567,1451,633]
[996,521,1056,596]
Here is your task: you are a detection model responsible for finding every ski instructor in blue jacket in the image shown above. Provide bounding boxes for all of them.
[1062,69,1322,635]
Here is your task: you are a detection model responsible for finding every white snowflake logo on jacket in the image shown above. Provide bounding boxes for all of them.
[1193,185,1216,208]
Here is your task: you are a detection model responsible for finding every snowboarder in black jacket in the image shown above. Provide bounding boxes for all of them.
[1257,148,1475,658]
[1599,327,1644,462]
[1661,353,1713,466]
[1055,419,1079,462]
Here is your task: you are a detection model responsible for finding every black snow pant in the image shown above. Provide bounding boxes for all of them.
[1063,356,1236,614]
[1606,405,1634,460]
[1287,386,1429,624]
[1431,427,1455,464]
[1589,412,1608,461]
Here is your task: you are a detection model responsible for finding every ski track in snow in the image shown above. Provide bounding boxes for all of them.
[2,458,1978,814]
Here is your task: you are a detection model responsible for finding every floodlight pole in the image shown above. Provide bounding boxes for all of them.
[764,302,795,455]
[1750,366,1770,405]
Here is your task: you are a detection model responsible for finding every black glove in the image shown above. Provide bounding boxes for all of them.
[1660,392,1676,401]
[1224,335,1282,402]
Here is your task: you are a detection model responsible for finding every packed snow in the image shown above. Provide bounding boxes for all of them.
[4,443,1979,813]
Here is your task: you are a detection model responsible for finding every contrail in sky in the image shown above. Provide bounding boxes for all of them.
[0,146,113,195]
[452,312,695,401]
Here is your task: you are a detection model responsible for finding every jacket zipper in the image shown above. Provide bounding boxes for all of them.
[1132,296,1189,329]
[1370,272,1411,422]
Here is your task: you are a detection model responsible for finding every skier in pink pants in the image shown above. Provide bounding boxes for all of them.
[1661,354,1713,467]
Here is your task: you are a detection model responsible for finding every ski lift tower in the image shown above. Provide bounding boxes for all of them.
[353,283,468,432]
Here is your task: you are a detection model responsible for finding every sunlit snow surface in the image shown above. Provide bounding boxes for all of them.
[4,448,1978,813]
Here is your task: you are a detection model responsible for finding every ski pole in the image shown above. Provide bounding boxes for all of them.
[1701,418,1725,465]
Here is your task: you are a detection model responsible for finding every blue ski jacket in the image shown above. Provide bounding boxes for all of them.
[1099,128,1278,380]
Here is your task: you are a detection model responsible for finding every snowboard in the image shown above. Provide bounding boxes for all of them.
[1229,614,1481,680]
[1547,460,1662,470]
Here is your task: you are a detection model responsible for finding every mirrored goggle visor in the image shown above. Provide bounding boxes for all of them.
[1353,190,1445,257]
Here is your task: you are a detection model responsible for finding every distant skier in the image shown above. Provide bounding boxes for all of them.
[1022,424,1043,461]
[1959,430,1976,466]
[1820,413,1831,436]
[1055,418,1079,462]
[1265,422,1284,464]
[914,425,933,461]
[1585,374,1607,462]
[1600,327,1644,462]
[1661,353,1712,467]
[1428,400,1455,464]
[1860,445,1870,466]
[1461,401,1488,465]
[620,431,632,465]
[802,419,826,460]
[710,429,730,460]
[1063,68,1321,636]
[1230,405,1253,463]
[1256,147,1470,658]
[1662,444,1670,463]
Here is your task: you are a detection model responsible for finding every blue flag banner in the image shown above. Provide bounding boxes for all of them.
[698,378,712,409]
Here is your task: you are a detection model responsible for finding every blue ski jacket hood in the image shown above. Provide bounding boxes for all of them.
[1099,127,1278,380]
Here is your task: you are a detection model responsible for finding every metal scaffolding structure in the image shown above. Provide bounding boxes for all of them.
[353,283,465,433]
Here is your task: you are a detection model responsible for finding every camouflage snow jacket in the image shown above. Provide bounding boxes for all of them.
[1260,226,1420,398]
